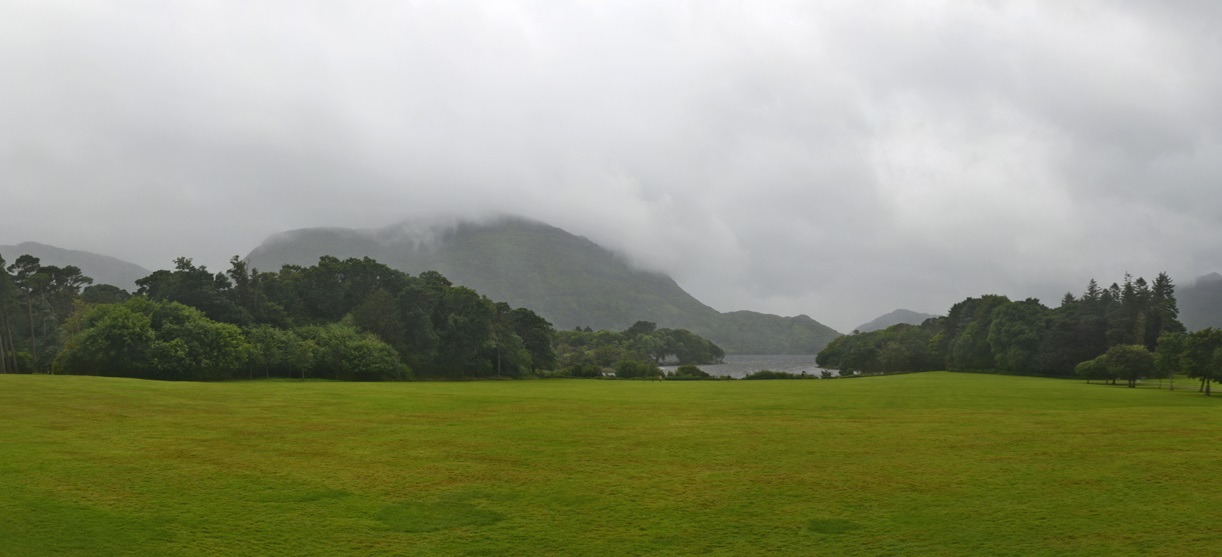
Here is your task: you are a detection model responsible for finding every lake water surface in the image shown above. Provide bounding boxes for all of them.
[661,354,837,379]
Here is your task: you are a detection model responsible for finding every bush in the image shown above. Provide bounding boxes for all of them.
[8,352,35,374]
[1074,355,1113,384]
[54,298,250,381]
[296,324,410,381]
[243,325,313,379]
[742,369,801,380]
[614,359,661,379]
[674,364,711,378]
[566,363,604,378]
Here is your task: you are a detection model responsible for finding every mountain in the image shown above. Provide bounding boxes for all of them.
[246,216,841,354]
[853,309,940,333]
[1177,273,1222,331]
[0,241,150,291]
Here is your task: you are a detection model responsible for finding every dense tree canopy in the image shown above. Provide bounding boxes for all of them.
[5,251,1215,396]
[54,298,248,380]
[818,273,1194,390]
[3,249,559,380]
[554,322,724,371]
[0,255,95,372]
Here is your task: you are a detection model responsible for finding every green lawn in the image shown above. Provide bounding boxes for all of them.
[1,373,1218,556]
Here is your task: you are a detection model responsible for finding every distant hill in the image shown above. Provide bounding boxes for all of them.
[246,216,841,354]
[0,241,149,291]
[854,309,939,333]
[1177,273,1222,331]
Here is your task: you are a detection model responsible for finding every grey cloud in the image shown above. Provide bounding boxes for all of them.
[2,1,1220,332]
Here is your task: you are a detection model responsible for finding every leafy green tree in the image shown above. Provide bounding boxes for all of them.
[661,328,725,365]
[225,256,289,327]
[815,333,851,369]
[1037,299,1105,376]
[818,322,939,375]
[38,265,93,324]
[0,255,19,373]
[350,288,409,357]
[614,359,660,379]
[673,364,711,379]
[394,276,443,372]
[1146,272,1185,347]
[244,325,307,379]
[137,258,250,325]
[296,324,409,381]
[987,299,1048,374]
[947,295,1009,370]
[1105,344,1155,388]
[1155,332,1186,390]
[146,302,250,381]
[55,298,250,380]
[7,254,42,362]
[1074,355,1112,384]
[878,341,909,372]
[624,320,657,338]
[53,301,155,377]
[565,362,604,378]
[556,325,721,371]
[1,257,99,371]
[1181,328,1222,395]
[485,302,531,377]
[510,307,556,372]
[80,284,131,305]
[636,332,669,364]
[589,342,627,368]
[432,286,494,378]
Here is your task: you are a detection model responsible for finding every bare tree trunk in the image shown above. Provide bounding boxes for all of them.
[5,320,15,372]
[0,310,13,372]
[0,301,8,373]
[26,294,36,366]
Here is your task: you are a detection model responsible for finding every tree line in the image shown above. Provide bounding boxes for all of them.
[816,273,1222,394]
[0,253,725,381]
[555,320,725,371]
[0,254,94,373]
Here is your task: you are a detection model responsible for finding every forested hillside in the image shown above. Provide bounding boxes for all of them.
[246,216,840,354]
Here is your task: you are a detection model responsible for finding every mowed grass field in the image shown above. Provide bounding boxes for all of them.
[1,373,1219,556]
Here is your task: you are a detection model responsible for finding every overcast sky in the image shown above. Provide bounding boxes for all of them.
[3,1,1221,331]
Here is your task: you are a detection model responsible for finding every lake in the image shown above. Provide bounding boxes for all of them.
[660,354,838,378]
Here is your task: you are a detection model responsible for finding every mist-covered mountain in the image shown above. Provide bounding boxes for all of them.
[853,309,940,333]
[0,241,149,291]
[246,216,841,354]
[1178,273,1222,331]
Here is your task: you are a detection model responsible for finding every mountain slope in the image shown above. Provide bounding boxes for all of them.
[854,309,939,333]
[246,216,840,354]
[1177,273,1222,331]
[0,241,150,291]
